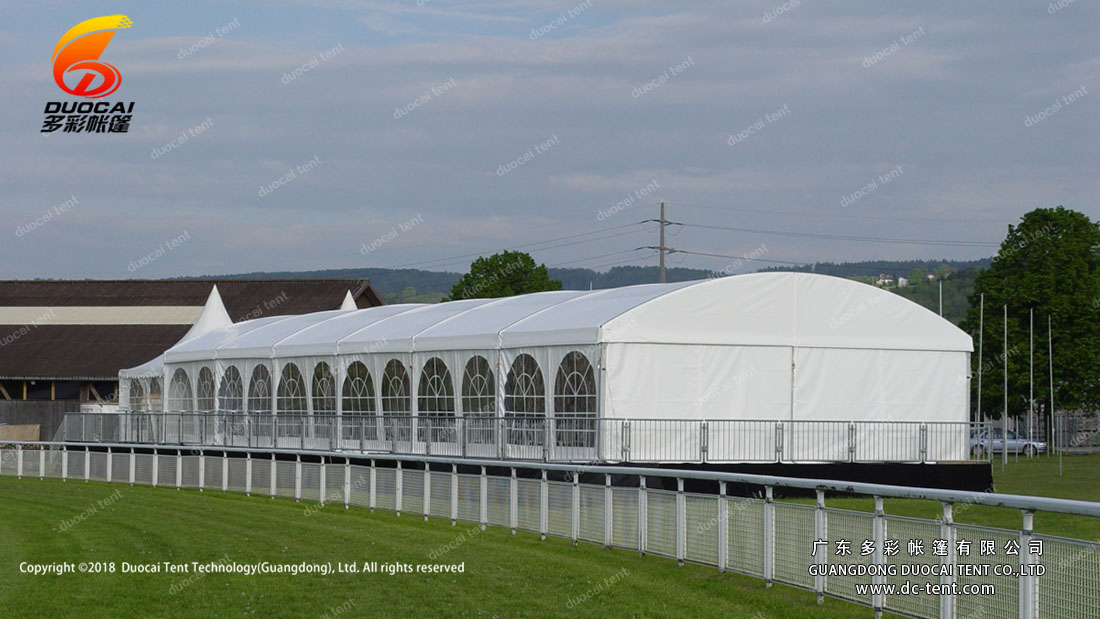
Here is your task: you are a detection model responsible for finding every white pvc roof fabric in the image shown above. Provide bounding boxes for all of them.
[153,273,972,363]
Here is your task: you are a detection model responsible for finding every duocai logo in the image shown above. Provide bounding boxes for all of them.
[52,15,132,98]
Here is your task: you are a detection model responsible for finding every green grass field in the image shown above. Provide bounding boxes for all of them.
[0,476,879,619]
[800,453,1100,541]
[0,454,1096,618]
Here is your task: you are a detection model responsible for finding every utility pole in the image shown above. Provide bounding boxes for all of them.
[938,280,943,316]
[641,203,675,282]
[658,202,667,283]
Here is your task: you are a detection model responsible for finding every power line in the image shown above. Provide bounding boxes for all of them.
[676,203,1007,226]
[381,224,648,270]
[677,221,998,247]
[548,248,648,268]
[667,248,807,265]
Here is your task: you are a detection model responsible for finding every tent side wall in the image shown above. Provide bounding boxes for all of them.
[602,342,970,461]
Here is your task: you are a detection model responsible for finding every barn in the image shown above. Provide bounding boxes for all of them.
[120,272,974,467]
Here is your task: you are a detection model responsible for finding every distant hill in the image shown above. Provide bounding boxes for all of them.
[188,259,990,322]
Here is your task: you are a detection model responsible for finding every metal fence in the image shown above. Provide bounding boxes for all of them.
[58,412,990,464]
[0,440,1095,619]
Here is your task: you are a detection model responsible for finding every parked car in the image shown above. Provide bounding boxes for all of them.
[970,428,1047,458]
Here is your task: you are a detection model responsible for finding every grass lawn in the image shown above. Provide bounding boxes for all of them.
[795,453,1100,541]
[0,476,886,619]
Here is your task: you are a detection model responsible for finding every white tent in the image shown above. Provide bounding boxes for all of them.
[123,273,973,462]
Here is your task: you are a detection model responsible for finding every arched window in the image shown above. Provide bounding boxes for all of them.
[554,351,597,448]
[278,363,307,415]
[168,368,192,412]
[342,361,377,441]
[312,362,336,415]
[461,356,495,414]
[196,367,216,412]
[505,354,545,415]
[278,363,307,442]
[218,366,244,413]
[248,365,272,414]
[418,357,455,442]
[129,379,145,412]
[381,359,410,441]
[504,354,545,446]
[149,378,162,412]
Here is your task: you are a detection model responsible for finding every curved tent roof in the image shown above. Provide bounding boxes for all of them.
[152,273,972,364]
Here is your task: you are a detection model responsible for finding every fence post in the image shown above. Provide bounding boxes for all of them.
[222,453,228,492]
[245,453,252,496]
[150,450,156,487]
[872,496,885,617]
[920,424,928,463]
[480,466,488,531]
[1019,510,1038,619]
[717,481,728,573]
[940,502,955,618]
[511,468,518,535]
[676,477,686,565]
[344,458,351,510]
[369,459,377,512]
[198,448,204,492]
[269,455,276,498]
[701,422,708,463]
[16,445,22,478]
[106,446,112,483]
[764,486,775,588]
[775,423,784,463]
[174,450,182,489]
[84,449,90,483]
[848,422,856,463]
[544,419,552,462]
[604,473,613,548]
[622,421,630,462]
[129,449,135,485]
[424,464,431,521]
[571,469,580,545]
[396,461,403,516]
[450,463,458,526]
[814,489,826,603]
[539,469,548,541]
[638,475,648,556]
[319,457,326,507]
[40,448,46,480]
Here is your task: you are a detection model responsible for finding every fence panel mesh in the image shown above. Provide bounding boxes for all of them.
[402,469,424,515]
[487,477,510,527]
[773,503,814,590]
[646,490,677,559]
[727,497,765,576]
[547,482,571,538]
[578,485,604,544]
[611,487,639,550]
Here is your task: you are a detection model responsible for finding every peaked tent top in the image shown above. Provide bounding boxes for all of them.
[339,290,357,311]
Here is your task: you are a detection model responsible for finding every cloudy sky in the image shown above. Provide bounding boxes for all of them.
[2,1,1096,279]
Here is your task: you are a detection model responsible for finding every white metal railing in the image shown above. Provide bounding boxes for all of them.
[0,440,1095,619]
[58,412,992,464]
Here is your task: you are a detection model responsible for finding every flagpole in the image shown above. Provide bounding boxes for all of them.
[1003,304,1007,469]
[1050,314,1059,474]
[977,293,984,425]
[1029,308,1034,459]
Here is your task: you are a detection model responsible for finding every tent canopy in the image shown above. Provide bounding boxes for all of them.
[147,273,970,361]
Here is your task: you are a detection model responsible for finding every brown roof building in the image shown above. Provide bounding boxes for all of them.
[0,280,383,420]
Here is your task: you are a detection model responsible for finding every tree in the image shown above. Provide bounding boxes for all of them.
[908,266,929,284]
[963,207,1100,419]
[447,251,562,300]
